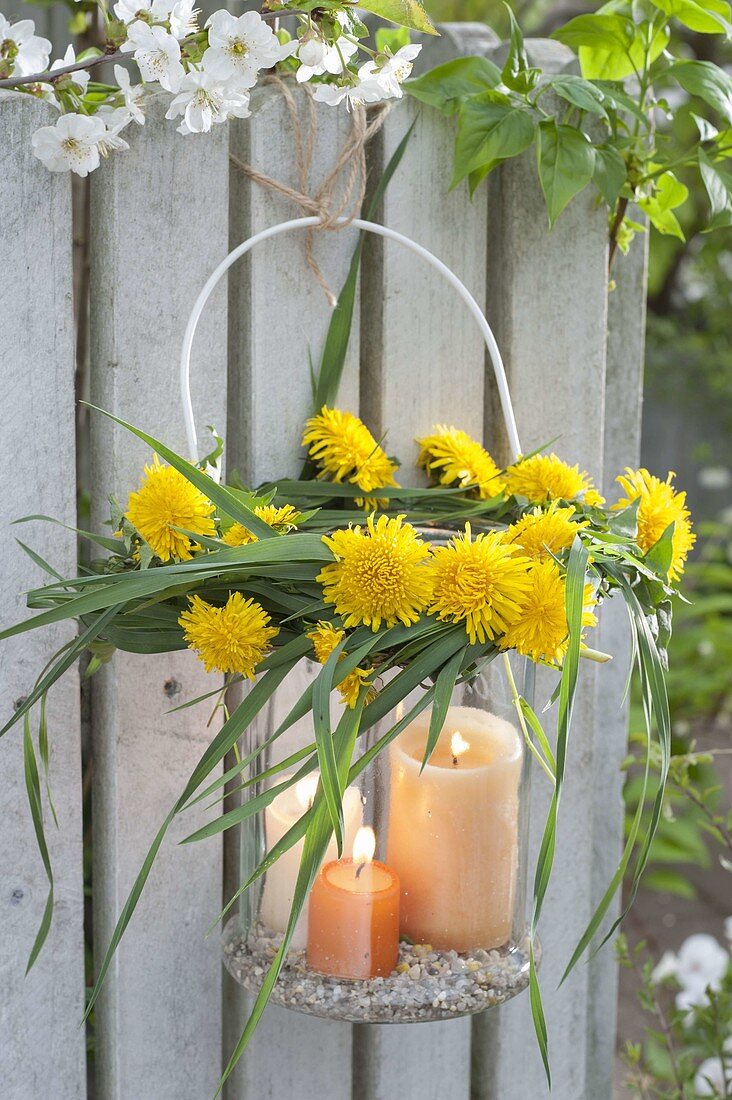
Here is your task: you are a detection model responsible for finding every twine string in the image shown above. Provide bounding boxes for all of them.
[230,76,392,306]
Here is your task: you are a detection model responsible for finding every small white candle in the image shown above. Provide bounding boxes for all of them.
[260,774,363,949]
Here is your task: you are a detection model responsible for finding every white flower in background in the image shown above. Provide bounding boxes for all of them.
[169,0,198,41]
[49,45,90,92]
[202,10,289,86]
[165,69,250,134]
[112,64,145,125]
[31,113,106,176]
[120,22,184,92]
[360,44,421,98]
[694,1054,732,1097]
[0,15,51,77]
[652,933,729,1011]
[724,916,732,943]
[113,0,171,26]
[96,104,137,138]
[312,64,387,110]
[651,950,678,983]
[296,34,358,83]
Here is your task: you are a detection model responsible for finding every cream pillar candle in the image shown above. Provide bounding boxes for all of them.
[259,774,363,949]
[387,705,523,953]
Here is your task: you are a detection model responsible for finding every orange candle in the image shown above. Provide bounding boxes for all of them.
[307,827,400,979]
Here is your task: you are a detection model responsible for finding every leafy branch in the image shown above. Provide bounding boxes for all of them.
[407,0,732,264]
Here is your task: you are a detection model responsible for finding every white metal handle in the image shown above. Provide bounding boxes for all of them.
[180,216,522,467]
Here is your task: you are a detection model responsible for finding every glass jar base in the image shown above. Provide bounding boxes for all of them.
[223,917,535,1024]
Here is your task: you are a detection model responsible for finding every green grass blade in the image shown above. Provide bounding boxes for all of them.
[529,943,550,1087]
[83,404,280,540]
[23,712,55,971]
[312,117,417,412]
[312,638,348,853]
[1,604,121,738]
[421,645,467,771]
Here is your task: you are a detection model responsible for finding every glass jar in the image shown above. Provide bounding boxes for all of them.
[223,532,534,1024]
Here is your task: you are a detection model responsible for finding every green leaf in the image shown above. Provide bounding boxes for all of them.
[529,942,550,1087]
[421,645,467,771]
[593,145,627,206]
[537,120,595,226]
[312,638,349,852]
[699,147,732,228]
[668,60,732,124]
[452,93,536,188]
[375,25,410,52]
[406,56,502,116]
[357,0,437,34]
[650,0,731,35]
[553,14,669,81]
[645,522,676,579]
[550,74,609,117]
[638,171,689,239]
[501,3,540,94]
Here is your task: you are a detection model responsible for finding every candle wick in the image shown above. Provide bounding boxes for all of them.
[355,860,366,879]
[452,755,459,767]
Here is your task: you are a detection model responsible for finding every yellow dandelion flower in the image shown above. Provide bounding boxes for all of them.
[307,622,375,709]
[318,514,432,631]
[613,467,695,582]
[302,406,399,507]
[504,453,604,506]
[427,525,532,644]
[501,559,597,665]
[308,621,345,663]
[337,666,375,708]
[416,425,505,498]
[223,504,301,547]
[178,592,279,677]
[126,457,217,562]
[506,501,588,562]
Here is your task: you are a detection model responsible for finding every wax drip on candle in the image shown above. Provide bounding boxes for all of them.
[451,731,470,767]
[353,825,376,879]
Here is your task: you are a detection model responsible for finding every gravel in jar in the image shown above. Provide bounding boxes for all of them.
[222,918,533,1023]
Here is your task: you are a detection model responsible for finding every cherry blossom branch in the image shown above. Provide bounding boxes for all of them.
[0,7,300,90]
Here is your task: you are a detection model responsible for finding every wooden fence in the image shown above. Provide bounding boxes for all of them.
[0,25,647,1100]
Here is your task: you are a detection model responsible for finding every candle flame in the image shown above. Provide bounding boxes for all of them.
[450,730,470,764]
[353,825,376,865]
[295,775,318,810]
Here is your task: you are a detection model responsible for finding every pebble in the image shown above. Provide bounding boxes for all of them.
[222,918,534,1025]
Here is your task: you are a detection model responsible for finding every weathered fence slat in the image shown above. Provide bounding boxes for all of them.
[473,54,611,1097]
[225,84,361,1100]
[587,229,648,1100]
[0,93,87,1100]
[88,92,229,1099]
[354,94,489,1100]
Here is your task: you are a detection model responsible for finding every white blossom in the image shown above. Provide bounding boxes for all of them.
[694,1055,732,1097]
[112,64,146,125]
[312,64,387,111]
[0,15,51,77]
[360,44,421,99]
[120,22,184,92]
[169,0,198,41]
[165,69,250,134]
[202,10,290,86]
[296,34,358,83]
[651,933,730,1012]
[49,45,90,92]
[113,0,171,26]
[31,113,106,176]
